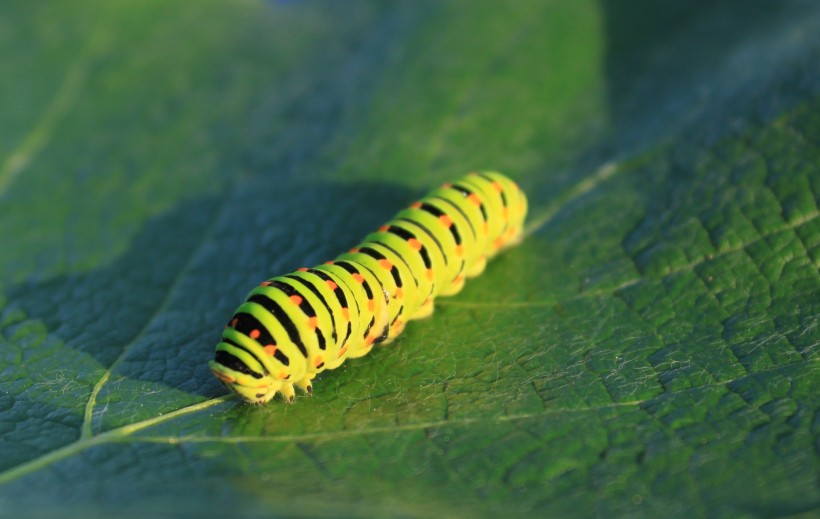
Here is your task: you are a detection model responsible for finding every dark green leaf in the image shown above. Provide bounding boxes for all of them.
[1,0,818,517]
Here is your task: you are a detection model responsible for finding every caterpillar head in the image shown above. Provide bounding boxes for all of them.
[209,349,280,404]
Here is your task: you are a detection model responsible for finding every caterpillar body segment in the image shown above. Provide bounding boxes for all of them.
[210,171,527,404]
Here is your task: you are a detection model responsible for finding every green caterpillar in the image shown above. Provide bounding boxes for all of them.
[210,171,528,404]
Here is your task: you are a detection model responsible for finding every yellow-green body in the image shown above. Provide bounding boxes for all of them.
[210,171,527,403]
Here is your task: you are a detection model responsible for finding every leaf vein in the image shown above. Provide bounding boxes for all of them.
[80,190,234,438]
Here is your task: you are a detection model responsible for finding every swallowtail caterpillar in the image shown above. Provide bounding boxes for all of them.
[210,171,527,403]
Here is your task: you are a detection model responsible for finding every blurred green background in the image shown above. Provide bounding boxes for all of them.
[1,0,818,517]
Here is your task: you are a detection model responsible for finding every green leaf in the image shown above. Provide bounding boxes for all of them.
[1,0,818,517]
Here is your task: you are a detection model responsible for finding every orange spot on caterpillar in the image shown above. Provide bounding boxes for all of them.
[290,295,303,305]
[492,182,503,193]
[349,247,360,253]
[308,317,318,329]
[264,344,277,356]
[230,318,238,328]
[260,281,272,286]
[210,369,235,384]
[442,182,452,188]
[484,222,490,234]
[378,225,389,232]
[407,238,422,251]
[365,335,375,346]
[394,287,403,299]
[439,215,453,228]
[278,371,289,380]
[297,267,309,272]
[337,345,349,357]
[341,307,350,320]
[249,329,261,340]
[468,193,482,206]
[410,202,422,209]
[425,269,434,281]
[326,280,338,290]
[368,299,375,312]
[502,207,509,219]
[379,259,393,270]
[454,244,465,257]
[493,237,504,249]
[314,356,324,368]
[352,273,364,283]
[324,260,334,265]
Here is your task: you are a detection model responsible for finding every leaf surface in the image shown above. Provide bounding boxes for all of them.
[1,0,818,517]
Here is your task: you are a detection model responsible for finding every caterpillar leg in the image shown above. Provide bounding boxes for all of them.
[279,383,297,403]
[465,255,487,278]
[387,319,407,340]
[294,373,315,395]
[279,373,317,401]
[412,298,435,319]
[368,320,403,346]
[351,342,375,357]
[348,335,377,358]
[438,274,465,296]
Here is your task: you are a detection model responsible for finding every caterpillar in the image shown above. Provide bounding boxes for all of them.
[210,171,527,404]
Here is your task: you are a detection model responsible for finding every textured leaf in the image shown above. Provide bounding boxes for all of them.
[1,0,818,517]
